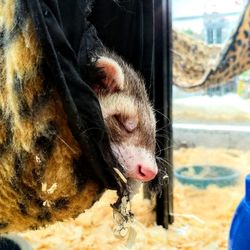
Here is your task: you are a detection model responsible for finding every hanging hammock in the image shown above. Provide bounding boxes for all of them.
[0,0,128,233]
[173,2,250,91]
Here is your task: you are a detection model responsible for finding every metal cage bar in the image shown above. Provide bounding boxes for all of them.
[154,0,174,228]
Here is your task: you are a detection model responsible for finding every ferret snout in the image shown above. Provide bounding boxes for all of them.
[137,164,157,181]
[112,144,158,182]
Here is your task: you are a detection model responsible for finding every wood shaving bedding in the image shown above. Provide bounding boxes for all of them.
[21,147,248,250]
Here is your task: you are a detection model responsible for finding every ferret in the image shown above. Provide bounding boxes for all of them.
[89,50,158,183]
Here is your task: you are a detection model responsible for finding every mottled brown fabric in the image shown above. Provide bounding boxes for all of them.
[0,0,104,233]
[173,2,250,91]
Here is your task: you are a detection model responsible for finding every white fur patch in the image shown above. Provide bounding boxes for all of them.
[99,94,138,119]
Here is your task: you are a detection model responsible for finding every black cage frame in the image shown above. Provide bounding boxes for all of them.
[153,0,174,228]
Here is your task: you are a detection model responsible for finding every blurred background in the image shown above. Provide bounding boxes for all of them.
[172,0,250,248]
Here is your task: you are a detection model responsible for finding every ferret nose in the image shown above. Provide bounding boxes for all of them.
[137,164,157,181]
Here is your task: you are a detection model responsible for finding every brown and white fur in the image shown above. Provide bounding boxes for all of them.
[90,51,158,183]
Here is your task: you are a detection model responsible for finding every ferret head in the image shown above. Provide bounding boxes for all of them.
[91,52,158,182]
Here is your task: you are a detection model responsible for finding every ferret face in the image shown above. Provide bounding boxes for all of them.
[92,53,158,182]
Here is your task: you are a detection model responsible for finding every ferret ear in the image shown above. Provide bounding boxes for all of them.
[93,57,125,94]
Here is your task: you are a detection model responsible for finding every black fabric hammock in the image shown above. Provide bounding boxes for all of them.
[24,0,154,189]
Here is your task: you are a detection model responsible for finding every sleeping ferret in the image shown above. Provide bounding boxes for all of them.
[89,50,158,183]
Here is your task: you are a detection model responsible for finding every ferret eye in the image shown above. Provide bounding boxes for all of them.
[114,115,138,133]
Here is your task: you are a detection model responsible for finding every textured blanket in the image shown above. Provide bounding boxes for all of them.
[0,0,124,233]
